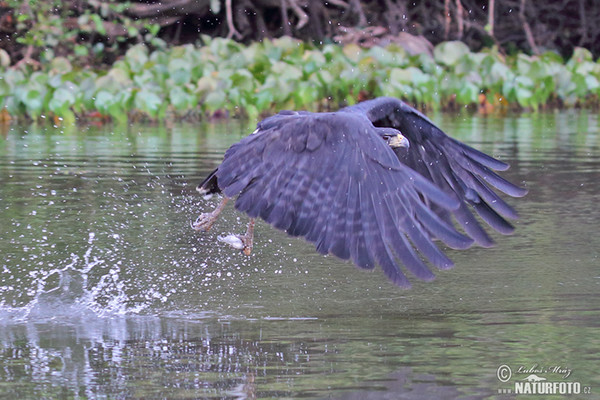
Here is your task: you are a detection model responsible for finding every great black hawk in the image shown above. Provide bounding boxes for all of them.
[193,97,527,287]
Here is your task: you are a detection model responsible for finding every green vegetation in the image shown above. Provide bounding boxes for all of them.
[1,38,600,123]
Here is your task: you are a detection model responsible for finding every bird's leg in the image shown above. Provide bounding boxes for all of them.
[192,197,229,231]
[240,218,255,256]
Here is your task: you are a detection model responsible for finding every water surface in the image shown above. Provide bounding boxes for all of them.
[0,112,599,399]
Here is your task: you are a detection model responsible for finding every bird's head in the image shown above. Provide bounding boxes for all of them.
[376,127,410,149]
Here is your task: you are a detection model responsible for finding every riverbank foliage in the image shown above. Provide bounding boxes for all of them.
[1,37,600,123]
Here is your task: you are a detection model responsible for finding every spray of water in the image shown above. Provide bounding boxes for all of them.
[0,232,149,323]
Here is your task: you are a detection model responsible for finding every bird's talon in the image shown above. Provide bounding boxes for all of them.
[192,212,215,231]
[242,239,253,256]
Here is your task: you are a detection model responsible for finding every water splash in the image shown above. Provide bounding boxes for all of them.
[0,232,149,323]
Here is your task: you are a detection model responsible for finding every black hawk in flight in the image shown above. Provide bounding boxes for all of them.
[193,97,527,287]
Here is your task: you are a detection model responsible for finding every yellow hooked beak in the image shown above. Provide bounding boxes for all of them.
[387,134,410,149]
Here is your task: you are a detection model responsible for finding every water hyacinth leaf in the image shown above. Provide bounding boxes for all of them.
[433,41,470,67]
[454,54,478,75]
[456,82,480,105]
[30,72,49,86]
[515,86,533,107]
[272,36,302,54]
[112,59,132,77]
[415,53,437,73]
[241,44,258,63]
[488,61,512,86]
[303,50,326,66]
[197,75,218,94]
[203,90,226,111]
[228,87,242,106]
[515,75,534,89]
[168,53,191,66]
[277,80,296,103]
[50,57,72,75]
[78,76,98,108]
[167,57,192,79]
[230,69,255,92]
[151,48,171,65]
[74,44,89,57]
[169,67,191,85]
[253,90,273,111]
[516,54,533,75]
[390,67,414,85]
[3,95,20,115]
[96,69,132,93]
[368,46,406,67]
[317,70,334,86]
[585,75,600,92]
[573,61,598,76]
[57,110,76,125]
[271,61,302,81]
[49,87,76,113]
[24,89,44,117]
[125,44,149,73]
[569,47,593,63]
[95,91,115,114]
[554,69,575,97]
[0,79,9,97]
[540,51,563,63]
[342,43,362,63]
[2,69,25,86]
[293,82,318,108]
[170,86,196,110]
[133,69,156,87]
[339,67,360,83]
[134,89,162,117]
[48,74,64,89]
[526,60,550,81]
[571,74,589,97]
[110,93,131,122]
[0,48,10,68]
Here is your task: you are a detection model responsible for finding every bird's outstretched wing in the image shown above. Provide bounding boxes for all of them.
[344,97,528,247]
[216,110,474,287]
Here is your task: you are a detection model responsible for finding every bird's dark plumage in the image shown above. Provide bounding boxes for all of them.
[196,97,527,287]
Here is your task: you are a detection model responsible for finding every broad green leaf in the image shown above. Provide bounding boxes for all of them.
[515,87,533,107]
[169,86,196,110]
[125,44,149,73]
[204,91,226,111]
[95,91,115,113]
[342,43,362,63]
[197,76,218,94]
[168,58,192,85]
[253,90,273,111]
[271,61,302,81]
[456,82,479,105]
[50,57,72,75]
[0,79,10,96]
[433,41,470,66]
[23,89,44,116]
[585,75,600,91]
[571,47,593,63]
[0,49,10,68]
[49,87,76,113]
[134,89,162,117]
